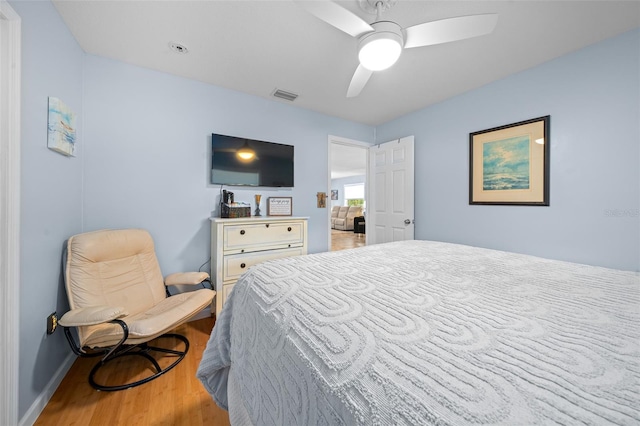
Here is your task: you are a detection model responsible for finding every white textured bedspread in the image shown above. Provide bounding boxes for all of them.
[197,240,640,425]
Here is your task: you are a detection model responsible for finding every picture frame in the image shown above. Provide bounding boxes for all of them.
[47,97,77,157]
[469,116,550,206]
[331,189,338,200]
[267,197,293,216]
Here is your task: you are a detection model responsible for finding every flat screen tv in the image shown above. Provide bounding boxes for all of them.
[211,133,294,187]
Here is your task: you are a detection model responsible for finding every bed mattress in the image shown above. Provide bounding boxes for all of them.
[197,240,640,425]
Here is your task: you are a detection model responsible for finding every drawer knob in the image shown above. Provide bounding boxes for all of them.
[240,230,245,235]
[266,224,269,228]
[287,227,292,232]
[240,263,246,269]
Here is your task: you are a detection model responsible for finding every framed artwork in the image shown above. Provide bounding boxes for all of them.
[331,189,338,200]
[47,97,77,156]
[469,116,550,206]
[267,197,293,216]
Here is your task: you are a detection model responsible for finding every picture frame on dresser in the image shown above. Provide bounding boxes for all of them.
[267,197,293,216]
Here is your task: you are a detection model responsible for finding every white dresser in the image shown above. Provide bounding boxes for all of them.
[210,216,308,315]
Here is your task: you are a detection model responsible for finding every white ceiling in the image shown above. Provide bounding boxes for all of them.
[52,1,639,126]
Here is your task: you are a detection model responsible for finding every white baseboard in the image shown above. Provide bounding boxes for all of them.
[19,352,75,426]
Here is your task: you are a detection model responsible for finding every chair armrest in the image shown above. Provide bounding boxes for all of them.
[164,272,210,286]
[59,306,128,327]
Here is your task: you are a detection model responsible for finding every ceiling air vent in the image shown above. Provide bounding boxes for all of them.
[272,89,298,102]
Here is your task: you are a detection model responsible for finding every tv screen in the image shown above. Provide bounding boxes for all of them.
[211,133,294,187]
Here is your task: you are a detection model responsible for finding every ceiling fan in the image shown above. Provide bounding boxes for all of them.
[294,0,498,97]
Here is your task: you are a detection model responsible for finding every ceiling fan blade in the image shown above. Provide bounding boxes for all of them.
[404,14,498,49]
[347,65,373,98]
[294,0,373,38]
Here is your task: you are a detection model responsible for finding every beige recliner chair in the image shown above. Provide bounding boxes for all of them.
[330,206,341,229]
[58,228,215,391]
[334,206,363,231]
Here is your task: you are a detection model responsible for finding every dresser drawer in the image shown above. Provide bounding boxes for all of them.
[223,221,304,253]
[221,283,236,309]
[223,247,305,281]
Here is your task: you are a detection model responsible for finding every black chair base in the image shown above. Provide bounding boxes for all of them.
[89,333,189,391]
[64,322,189,392]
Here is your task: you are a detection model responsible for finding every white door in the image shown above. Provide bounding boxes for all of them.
[368,136,415,244]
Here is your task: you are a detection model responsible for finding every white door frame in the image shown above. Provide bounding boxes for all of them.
[327,135,371,250]
[0,1,21,424]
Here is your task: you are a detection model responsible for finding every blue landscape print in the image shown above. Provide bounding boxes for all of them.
[483,136,530,190]
[47,97,76,156]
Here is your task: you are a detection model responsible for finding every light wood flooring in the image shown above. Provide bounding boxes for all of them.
[331,229,366,251]
[34,317,230,426]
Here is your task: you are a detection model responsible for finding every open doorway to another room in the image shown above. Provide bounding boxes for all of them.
[329,138,368,252]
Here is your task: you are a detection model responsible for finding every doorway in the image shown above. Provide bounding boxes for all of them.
[328,136,369,252]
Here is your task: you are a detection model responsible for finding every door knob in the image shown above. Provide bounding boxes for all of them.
[404,219,411,225]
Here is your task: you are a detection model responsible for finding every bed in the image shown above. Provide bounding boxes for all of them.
[197,240,640,425]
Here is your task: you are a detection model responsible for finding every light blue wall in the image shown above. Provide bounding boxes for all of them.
[81,55,373,272]
[376,29,640,271]
[11,0,84,419]
[330,175,366,208]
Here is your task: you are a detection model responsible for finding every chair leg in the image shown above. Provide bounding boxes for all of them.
[88,333,189,391]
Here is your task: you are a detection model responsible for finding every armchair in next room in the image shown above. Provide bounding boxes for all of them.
[334,206,362,231]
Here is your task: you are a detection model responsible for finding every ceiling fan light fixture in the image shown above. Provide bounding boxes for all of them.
[358,21,403,71]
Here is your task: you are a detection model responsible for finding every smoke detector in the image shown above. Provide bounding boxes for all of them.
[169,42,189,54]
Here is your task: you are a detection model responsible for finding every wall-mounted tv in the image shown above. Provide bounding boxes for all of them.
[211,133,294,187]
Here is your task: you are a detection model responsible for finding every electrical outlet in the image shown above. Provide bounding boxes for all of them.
[46,312,57,335]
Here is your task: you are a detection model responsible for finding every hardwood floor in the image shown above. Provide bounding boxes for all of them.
[34,317,230,426]
[331,228,366,251]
